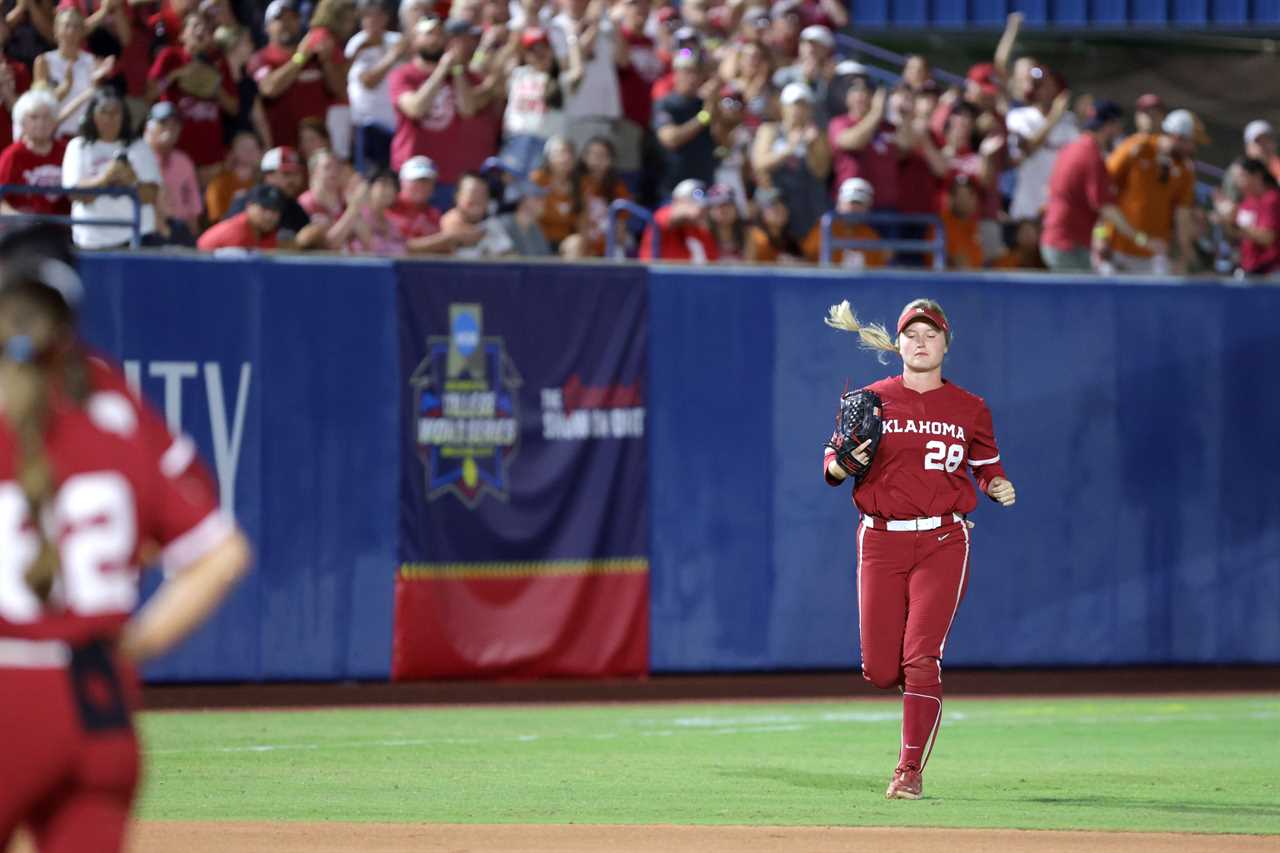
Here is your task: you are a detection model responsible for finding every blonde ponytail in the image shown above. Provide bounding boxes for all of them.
[0,357,60,602]
[823,300,898,355]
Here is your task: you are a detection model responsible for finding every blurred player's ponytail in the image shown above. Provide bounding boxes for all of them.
[0,237,88,603]
[824,300,898,358]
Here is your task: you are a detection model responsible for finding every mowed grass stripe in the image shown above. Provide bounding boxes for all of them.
[136,696,1280,834]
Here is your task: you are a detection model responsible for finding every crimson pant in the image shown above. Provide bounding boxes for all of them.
[0,652,140,853]
[856,518,971,689]
[856,518,971,772]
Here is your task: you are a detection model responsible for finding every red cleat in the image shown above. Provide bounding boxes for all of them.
[884,767,923,800]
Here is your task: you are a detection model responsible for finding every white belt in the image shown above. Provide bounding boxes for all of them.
[861,512,965,532]
[0,637,71,669]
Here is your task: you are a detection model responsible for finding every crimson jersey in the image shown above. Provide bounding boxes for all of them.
[825,375,1008,519]
[0,354,229,645]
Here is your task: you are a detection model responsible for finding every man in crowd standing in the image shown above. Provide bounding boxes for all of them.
[653,48,718,198]
[346,0,408,171]
[1041,100,1163,273]
[772,25,838,126]
[547,0,622,157]
[249,0,345,150]
[389,16,478,209]
[1102,107,1204,274]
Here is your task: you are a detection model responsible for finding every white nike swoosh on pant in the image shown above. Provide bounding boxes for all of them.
[937,533,951,541]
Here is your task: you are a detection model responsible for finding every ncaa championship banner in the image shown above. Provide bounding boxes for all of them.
[392,263,649,679]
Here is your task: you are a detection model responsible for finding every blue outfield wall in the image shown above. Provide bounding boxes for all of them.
[648,268,1280,670]
[73,255,1280,680]
[80,254,401,681]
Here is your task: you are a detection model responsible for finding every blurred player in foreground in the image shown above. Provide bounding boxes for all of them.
[823,298,1015,800]
[0,226,250,852]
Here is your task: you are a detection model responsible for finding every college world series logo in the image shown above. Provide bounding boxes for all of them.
[410,303,522,507]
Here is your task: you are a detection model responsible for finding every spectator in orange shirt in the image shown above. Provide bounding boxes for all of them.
[197,183,284,249]
[802,177,889,269]
[1104,107,1204,274]
[204,129,262,224]
[940,173,984,270]
[530,134,578,249]
[745,186,804,263]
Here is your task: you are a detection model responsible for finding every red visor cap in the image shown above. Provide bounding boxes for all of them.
[896,304,950,336]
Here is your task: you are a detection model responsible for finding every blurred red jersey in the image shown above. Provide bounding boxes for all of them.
[0,354,229,645]
[825,375,1007,519]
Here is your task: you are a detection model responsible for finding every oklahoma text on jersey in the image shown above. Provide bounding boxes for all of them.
[880,419,967,441]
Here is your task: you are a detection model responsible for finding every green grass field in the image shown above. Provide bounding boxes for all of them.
[136,695,1280,835]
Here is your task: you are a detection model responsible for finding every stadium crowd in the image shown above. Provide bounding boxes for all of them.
[0,1,1276,276]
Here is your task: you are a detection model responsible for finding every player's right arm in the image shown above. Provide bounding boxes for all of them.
[117,531,249,663]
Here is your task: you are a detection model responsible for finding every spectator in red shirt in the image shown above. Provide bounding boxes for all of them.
[148,12,238,184]
[616,0,661,131]
[196,182,284,249]
[1223,158,1280,277]
[388,16,478,204]
[938,102,1002,244]
[615,0,662,187]
[829,77,897,209]
[148,0,194,49]
[388,154,454,253]
[1040,100,1160,273]
[795,0,847,29]
[639,177,717,263]
[0,89,68,216]
[248,0,344,150]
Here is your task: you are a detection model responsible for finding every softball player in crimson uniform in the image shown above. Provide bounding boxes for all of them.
[823,298,1015,801]
[0,239,251,852]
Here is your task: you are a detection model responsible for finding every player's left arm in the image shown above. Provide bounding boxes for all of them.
[968,401,1015,507]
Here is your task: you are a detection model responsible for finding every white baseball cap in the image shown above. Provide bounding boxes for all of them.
[1161,108,1210,144]
[780,82,815,106]
[834,59,869,78]
[837,177,873,206]
[399,156,438,182]
[671,48,699,70]
[264,0,297,23]
[672,179,707,204]
[1244,119,1274,145]
[799,25,834,49]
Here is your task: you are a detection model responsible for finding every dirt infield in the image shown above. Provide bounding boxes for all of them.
[112,822,1278,852]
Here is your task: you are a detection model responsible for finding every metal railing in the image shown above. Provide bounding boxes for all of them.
[606,199,659,260]
[0,184,143,248]
[819,212,947,271]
